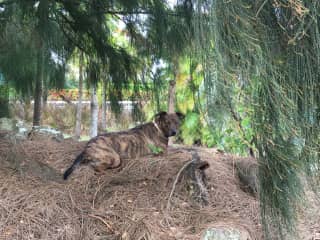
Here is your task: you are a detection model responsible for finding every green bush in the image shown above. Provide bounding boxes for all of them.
[180,111,254,156]
[180,112,201,145]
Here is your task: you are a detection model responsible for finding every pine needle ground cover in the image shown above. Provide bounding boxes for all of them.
[0,136,319,239]
[0,136,262,239]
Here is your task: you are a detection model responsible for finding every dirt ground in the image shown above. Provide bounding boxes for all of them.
[0,133,317,240]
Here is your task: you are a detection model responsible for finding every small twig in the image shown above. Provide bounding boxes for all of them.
[68,190,76,208]
[88,214,115,233]
[255,0,268,18]
[92,178,102,209]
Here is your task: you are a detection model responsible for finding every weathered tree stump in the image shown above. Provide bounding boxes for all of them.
[180,151,210,206]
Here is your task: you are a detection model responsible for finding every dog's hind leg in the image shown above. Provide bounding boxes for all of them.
[89,148,121,173]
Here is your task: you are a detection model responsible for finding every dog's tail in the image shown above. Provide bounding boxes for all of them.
[63,152,84,180]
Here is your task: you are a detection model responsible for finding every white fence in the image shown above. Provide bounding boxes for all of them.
[34,100,137,111]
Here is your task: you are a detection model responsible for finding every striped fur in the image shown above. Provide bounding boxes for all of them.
[63,111,184,179]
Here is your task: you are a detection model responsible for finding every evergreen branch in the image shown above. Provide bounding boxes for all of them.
[226,98,255,157]
[101,9,179,17]
[56,20,86,54]
[0,0,15,7]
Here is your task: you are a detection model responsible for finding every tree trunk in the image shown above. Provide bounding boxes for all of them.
[74,52,84,139]
[42,74,49,112]
[90,84,98,138]
[0,81,10,118]
[168,58,178,114]
[168,80,176,114]
[33,47,45,127]
[100,72,107,132]
[168,59,178,145]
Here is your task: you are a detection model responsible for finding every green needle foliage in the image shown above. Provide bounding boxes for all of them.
[194,0,320,239]
[0,0,177,120]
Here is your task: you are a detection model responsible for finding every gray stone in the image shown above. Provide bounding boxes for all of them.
[15,120,32,139]
[0,118,32,141]
[0,118,18,131]
[28,126,64,142]
[235,158,259,196]
[201,227,251,240]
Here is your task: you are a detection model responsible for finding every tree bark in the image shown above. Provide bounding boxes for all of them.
[90,84,99,138]
[100,71,107,132]
[168,80,176,114]
[181,151,210,206]
[168,58,178,145]
[0,81,10,118]
[42,74,49,112]
[168,58,178,114]
[33,46,45,127]
[74,52,84,139]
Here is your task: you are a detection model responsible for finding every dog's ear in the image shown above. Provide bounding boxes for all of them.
[176,112,185,120]
[155,111,167,119]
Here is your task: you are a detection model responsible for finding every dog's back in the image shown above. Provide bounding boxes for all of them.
[85,122,167,159]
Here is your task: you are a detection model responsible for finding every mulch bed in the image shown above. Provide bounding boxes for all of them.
[0,136,263,240]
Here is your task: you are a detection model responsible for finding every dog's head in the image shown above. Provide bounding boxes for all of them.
[154,111,184,138]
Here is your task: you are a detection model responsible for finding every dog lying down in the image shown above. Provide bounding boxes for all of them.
[63,111,184,180]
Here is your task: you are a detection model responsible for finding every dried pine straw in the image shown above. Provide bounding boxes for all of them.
[0,137,262,240]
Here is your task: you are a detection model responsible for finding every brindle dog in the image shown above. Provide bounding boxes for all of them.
[63,111,184,179]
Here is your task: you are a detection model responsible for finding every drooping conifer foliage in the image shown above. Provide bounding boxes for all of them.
[0,0,177,124]
[194,0,320,238]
